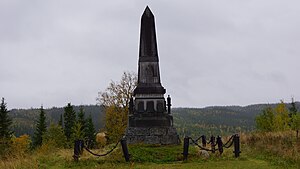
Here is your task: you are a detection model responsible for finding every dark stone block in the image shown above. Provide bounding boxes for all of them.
[146,101,154,112]
[126,127,180,145]
[144,136,160,144]
[127,135,145,143]
[167,127,178,135]
[128,127,149,136]
[129,117,171,127]
[150,127,166,136]
[157,101,164,113]
[138,101,144,113]
[134,85,166,95]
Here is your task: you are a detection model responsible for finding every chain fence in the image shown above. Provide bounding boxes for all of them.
[183,134,241,161]
[72,134,241,162]
[73,137,130,162]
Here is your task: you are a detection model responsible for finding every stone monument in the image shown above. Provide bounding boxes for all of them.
[125,6,180,145]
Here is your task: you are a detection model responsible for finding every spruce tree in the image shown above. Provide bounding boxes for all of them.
[77,106,86,135]
[63,103,76,144]
[85,115,96,148]
[32,106,47,147]
[289,98,298,116]
[0,98,12,139]
[288,98,298,128]
[58,114,63,126]
[290,98,300,139]
[43,123,67,148]
[255,107,275,131]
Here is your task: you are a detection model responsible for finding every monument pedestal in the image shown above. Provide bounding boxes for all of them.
[126,114,179,144]
[128,113,173,127]
[126,126,179,144]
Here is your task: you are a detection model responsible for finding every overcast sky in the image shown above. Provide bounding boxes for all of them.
[1,0,299,109]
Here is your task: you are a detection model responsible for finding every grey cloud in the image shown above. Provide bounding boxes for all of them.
[1,0,300,108]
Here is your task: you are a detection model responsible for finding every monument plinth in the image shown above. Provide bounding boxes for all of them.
[125,6,179,145]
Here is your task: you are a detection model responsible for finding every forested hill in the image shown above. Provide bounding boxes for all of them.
[10,105,105,137]
[173,102,300,137]
[9,102,300,137]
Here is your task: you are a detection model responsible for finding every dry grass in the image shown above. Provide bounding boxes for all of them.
[1,132,300,168]
[0,154,38,169]
[241,130,300,166]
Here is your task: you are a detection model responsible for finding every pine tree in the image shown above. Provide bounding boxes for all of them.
[58,114,63,126]
[43,123,67,148]
[0,98,13,139]
[291,113,300,140]
[85,115,96,148]
[72,122,85,140]
[290,98,300,139]
[63,103,76,145]
[255,107,275,131]
[77,106,86,134]
[289,98,298,117]
[32,106,47,148]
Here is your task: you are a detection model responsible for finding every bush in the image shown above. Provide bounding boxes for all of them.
[0,138,11,158]
[43,124,67,148]
[96,132,107,148]
[2,135,31,158]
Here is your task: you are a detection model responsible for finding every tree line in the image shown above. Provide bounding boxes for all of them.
[256,99,300,139]
[0,98,97,157]
[10,105,104,137]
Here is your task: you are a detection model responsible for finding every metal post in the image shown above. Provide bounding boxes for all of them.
[201,135,206,147]
[216,136,223,155]
[210,135,216,153]
[182,137,189,161]
[79,140,84,155]
[233,134,241,158]
[73,140,80,161]
[121,138,130,162]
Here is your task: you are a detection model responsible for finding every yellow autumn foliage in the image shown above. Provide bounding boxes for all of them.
[105,106,128,143]
[10,134,31,156]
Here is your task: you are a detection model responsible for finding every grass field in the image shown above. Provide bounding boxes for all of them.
[1,132,300,169]
[0,147,284,169]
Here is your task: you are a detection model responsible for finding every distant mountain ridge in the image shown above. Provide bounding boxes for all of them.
[173,102,299,137]
[9,102,300,137]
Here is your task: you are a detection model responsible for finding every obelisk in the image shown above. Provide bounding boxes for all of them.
[125,6,179,145]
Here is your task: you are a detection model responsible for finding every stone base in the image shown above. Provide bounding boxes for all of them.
[128,114,173,127]
[125,127,180,145]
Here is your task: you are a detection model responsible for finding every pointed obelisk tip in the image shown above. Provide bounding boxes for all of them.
[139,5,157,59]
[143,6,153,16]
